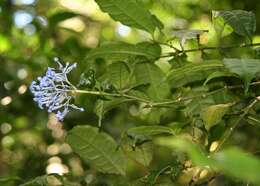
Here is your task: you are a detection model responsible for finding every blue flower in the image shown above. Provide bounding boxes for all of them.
[30,57,84,121]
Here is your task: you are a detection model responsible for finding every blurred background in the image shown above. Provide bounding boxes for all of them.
[0,0,260,185]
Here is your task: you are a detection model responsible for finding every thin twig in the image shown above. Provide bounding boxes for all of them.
[216,96,260,152]
[73,81,260,107]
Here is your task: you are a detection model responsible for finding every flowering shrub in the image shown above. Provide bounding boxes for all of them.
[1,0,260,186]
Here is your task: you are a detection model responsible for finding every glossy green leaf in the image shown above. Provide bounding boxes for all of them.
[95,0,161,33]
[201,103,232,131]
[213,10,256,40]
[86,42,161,61]
[167,60,224,88]
[134,62,170,100]
[66,125,127,175]
[127,125,175,141]
[223,58,260,93]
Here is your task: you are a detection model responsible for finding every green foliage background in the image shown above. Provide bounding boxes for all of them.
[0,0,260,185]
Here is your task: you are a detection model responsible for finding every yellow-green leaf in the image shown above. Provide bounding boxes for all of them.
[201,103,232,131]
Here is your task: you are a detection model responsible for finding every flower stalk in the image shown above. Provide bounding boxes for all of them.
[30,58,260,121]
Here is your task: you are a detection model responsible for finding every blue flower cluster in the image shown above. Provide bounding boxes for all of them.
[30,58,84,121]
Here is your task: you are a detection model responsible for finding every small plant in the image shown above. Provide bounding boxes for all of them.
[23,1,260,186]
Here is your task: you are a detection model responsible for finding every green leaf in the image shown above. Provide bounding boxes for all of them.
[185,96,215,116]
[95,0,160,33]
[167,60,224,88]
[94,98,128,117]
[94,98,130,127]
[134,62,170,100]
[107,62,131,90]
[212,148,260,185]
[201,103,232,131]
[129,143,153,167]
[122,139,153,167]
[212,11,233,38]
[86,42,161,62]
[223,58,260,93]
[49,11,80,27]
[66,125,127,175]
[127,125,175,141]
[151,14,164,30]
[203,71,238,85]
[212,10,256,40]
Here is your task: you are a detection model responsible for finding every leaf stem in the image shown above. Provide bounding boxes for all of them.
[73,89,120,97]
[73,81,260,107]
[215,96,260,152]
